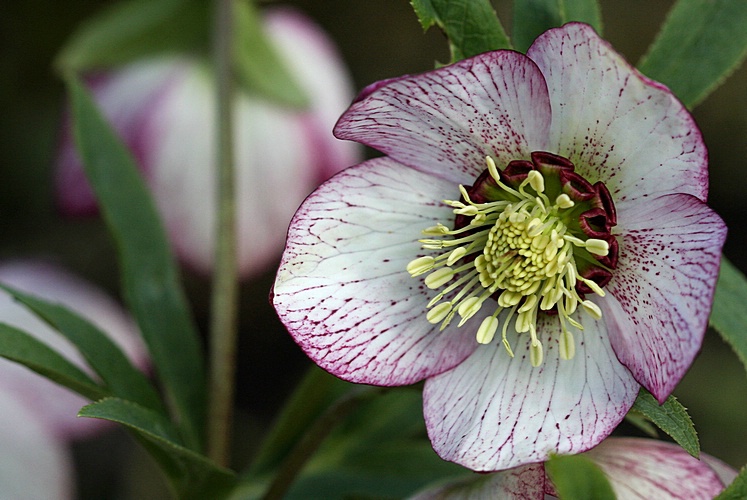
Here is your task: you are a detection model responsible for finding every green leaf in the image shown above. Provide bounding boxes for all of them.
[410,0,511,62]
[710,257,747,375]
[267,389,468,499]
[716,465,747,500]
[80,398,236,499]
[0,323,108,401]
[638,0,747,108]
[233,0,309,108]
[0,284,165,414]
[624,412,659,438]
[67,76,206,450]
[546,454,616,500]
[629,388,699,458]
[512,0,603,53]
[247,366,355,477]
[56,0,209,72]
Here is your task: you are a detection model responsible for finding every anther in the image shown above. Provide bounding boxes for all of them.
[585,238,610,256]
[407,256,435,276]
[425,267,454,289]
[427,302,452,324]
[527,170,545,193]
[476,316,499,344]
[555,193,574,209]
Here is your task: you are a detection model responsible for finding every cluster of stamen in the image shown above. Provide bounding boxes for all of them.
[407,153,617,367]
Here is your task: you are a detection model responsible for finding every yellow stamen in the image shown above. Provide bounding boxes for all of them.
[409,155,615,366]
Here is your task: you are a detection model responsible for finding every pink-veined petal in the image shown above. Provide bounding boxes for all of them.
[0,260,146,440]
[0,387,73,500]
[601,193,726,402]
[585,438,725,499]
[701,454,739,487]
[335,51,552,184]
[273,157,479,385]
[527,23,708,203]
[410,463,546,499]
[423,311,638,471]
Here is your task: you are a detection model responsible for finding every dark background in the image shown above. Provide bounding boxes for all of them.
[1,1,745,497]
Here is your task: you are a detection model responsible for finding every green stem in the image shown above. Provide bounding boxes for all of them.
[207,0,238,467]
[260,387,382,500]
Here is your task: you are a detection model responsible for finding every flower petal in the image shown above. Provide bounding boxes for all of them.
[0,260,146,439]
[423,311,638,471]
[263,7,361,181]
[335,51,552,184]
[273,157,479,385]
[410,463,546,499]
[601,193,726,402]
[585,438,725,499]
[142,61,316,276]
[0,387,73,500]
[527,23,708,203]
[56,10,359,278]
[55,60,186,215]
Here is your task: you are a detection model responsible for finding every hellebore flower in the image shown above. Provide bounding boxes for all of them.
[273,23,727,471]
[55,8,360,277]
[410,438,737,500]
[0,260,147,499]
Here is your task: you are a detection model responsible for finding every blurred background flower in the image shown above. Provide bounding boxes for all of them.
[0,260,146,499]
[55,7,360,278]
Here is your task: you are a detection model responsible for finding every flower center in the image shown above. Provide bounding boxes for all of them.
[407,152,618,366]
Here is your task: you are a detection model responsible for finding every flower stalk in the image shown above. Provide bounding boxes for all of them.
[207,0,239,466]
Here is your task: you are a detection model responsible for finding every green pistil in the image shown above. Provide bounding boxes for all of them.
[407,156,609,367]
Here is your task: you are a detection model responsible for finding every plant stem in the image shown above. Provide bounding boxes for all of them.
[260,387,381,500]
[207,0,238,466]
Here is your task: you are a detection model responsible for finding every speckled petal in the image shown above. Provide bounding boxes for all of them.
[410,463,546,499]
[0,261,146,440]
[601,193,726,402]
[273,157,479,385]
[585,438,725,499]
[527,23,708,203]
[334,51,552,185]
[423,310,638,471]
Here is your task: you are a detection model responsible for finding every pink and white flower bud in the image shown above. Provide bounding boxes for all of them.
[0,260,147,499]
[55,8,360,277]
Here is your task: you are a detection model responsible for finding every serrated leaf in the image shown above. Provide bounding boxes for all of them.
[80,398,236,499]
[638,0,747,108]
[512,0,603,53]
[716,465,747,500]
[0,284,165,414]
[56,0,209,72]
[0,323,107,401]
[67,76,206,450]
[410,0,511,62]
[546,454,616,500]
[233,0,308,108]
[630,388,699,458]
[710,257,747,375]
